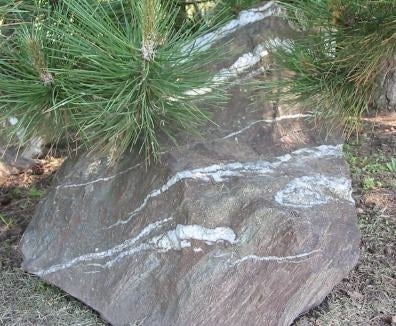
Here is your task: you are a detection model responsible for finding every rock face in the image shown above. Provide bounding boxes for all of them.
[375,56,396,111]
[0,135,44,182]
[0,157,16,182]
[20,3,360,326]
[383,68,396,110]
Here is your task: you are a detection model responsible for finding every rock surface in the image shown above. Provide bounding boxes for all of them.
[20,3,360,326]
[0,135,44,182]
[375,56,396,111]
[0,161,15,182]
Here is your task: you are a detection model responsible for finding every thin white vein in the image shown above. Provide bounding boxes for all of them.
[185,42,271,96]
[36,221,238,276]
[213,43,269,83]
[183,1,275,53]
[36,218,172,276]
[233,249,321,265]
[222,114,310,139]
[92,243,151,270]
[55,163,141,190]
[107,144,343,228]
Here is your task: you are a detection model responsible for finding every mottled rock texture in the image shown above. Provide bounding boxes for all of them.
[381,68,396,110]
[20,2,360,326]
[0,134,44,182]
[0,145,27,182]
[375,56,396,111]
[0,160,16,182]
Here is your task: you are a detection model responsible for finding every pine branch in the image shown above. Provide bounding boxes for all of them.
[1,0,228,163]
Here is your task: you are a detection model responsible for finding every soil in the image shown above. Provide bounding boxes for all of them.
[0,157,63,268]
[0,114,395,325]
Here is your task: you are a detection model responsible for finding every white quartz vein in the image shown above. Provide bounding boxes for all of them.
[107,144,343,228]
[55,163,141,190]
[184,1,275,53]
[151,225,237,251]
[84,270,101,274]
[35,218,172,276]
[213,43,270,83]
[35,221,237,276]
[222,114,310,139]
[233,249,321,265]
[275,174,354,208]
[184,42,272,96]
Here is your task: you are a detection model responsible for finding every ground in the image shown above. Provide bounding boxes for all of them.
[0,115,395,326]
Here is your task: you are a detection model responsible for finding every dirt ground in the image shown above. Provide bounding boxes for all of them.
[0,115,395,326]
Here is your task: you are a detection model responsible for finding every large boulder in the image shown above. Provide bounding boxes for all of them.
[20,3,360,326]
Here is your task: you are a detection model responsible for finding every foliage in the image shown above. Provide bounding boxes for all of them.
[27,186,44,199]
[0,212,13,229]
[344,142,395,191]
[386,158,396,173]
[265,0,396,135]
[0,0,225,163]
[0,1,47,37]
[361,176,379,190]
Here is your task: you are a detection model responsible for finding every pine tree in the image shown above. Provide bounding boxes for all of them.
[266,0,396,135]
[0,0,225,163]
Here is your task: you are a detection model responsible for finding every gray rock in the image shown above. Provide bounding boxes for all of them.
[20,3,360,326]
[374,56,396,111]
[0,129,44,182]
[0,159,18,182]
[0,145,31,182]
[385,69,396,109]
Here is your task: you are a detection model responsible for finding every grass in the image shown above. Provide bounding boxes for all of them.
[27,186,43,199]
[0,268,106,326]
[386,158,396,173]
[361,177,379,191]
[0,213,13,229]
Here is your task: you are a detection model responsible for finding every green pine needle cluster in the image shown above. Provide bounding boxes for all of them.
[0,0,224,163]
[0,1,44,34]
[266,0,396,135]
